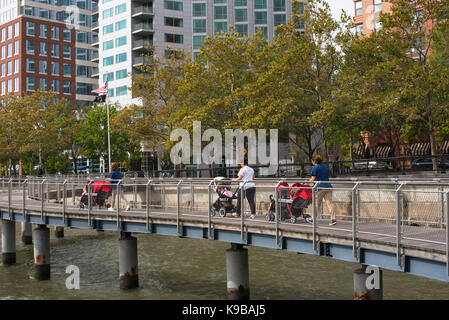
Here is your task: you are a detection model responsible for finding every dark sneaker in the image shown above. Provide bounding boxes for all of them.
[329,220,337,226]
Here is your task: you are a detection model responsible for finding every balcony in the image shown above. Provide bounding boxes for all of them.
[133,55,151,67]
[92,67,99,77]
[92,7,98,15]
[132,39,153,51]
[92,21,99,31]
[132,6,154,18]
[132,22,154,35]
[92,51,99,61]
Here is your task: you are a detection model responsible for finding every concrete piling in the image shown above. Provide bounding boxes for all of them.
[54,226,64,238]
[2,220,16,265]
[33,225,50,280]
[119,232,138,290]
[354,266,383,300]
[226,243,250,300]
[21,222,32,245]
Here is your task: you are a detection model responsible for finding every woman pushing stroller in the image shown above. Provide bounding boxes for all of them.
[231,157,256,219]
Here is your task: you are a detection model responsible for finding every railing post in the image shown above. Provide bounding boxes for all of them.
[446,191,449,277]
[117,180,122,229]
[352,182,360,261]
[8,178,12,218]
[177,180,183,236]
[40,179,47,222]
[312,182,319,253]
[208,180,213,239]
[145,179,151,231]
[190,182,194,212]
[241,181,247,242]
[62,180,67,224]
[22,179,28,220]
[396,183,404,267]
[133,179,137,208]
[88,180,92,226]
[275,181,281,247]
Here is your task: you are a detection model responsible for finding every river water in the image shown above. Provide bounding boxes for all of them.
[1,223,449,300]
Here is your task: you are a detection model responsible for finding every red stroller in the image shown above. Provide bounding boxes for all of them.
[79,180,112,209]
[266,183,313,224]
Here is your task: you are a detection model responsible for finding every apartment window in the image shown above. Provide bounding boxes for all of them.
[355,1,362,16]
[192,3,206,17]
[1,64,4,77]
[356,24,364,36]
[255,26,268,39]
[214,0,227,3]
[63,81,71,94]
[103,0,112,3]
[7,25,12,39]
[103,72,114,82]
[39,8,50,19]
[116,52,126,63]
[26,58,35,72]
[193,35,205,50]
[235,0,247,6]
[7,61,11,75]
[214,6,227,19]
[7,79,12,92]
[39,60,47,74]
[255,0,267,9]
[103,24,113,34]
[115,36,126,47]
[1,29,4,41]
[63,28,71,41]
[26,40,35,54]
[26,77,35,91]
[273,14,286,26]
[255,11,267,24]
[103,8,113,19]
[103,40,114,50]
[51,26,60,40]
[39,42,47,55]
[115,69,127,80]
[165,17,183,27]
[26,22,35,36]
[1,81,4,95]
[273,0,285,11]
[374,0,382,13]
[164,0,183,11]
[77,65,88,77]
[63,45,71,59]
[14,78,18,92]
[39,24,47,38]
[116,85,127,96]
[14,41,19,55]
[235,24,248,36]
[115,3,126,15]
[14,23,19,37]
[115,20,126,31]
[104,56,114,66]
[164,33,183,44]
[235,9,247,22]
[51,79,59,92]
[7,43,12,57]
[51,61,59,75]
[39,78,47,90]
[193,20,206,33]
[14,59,19,73]
[51,43,59,57]
[63,63,71,76]
[214,22,227,34]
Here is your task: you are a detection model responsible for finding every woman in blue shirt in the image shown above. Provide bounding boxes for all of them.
[108,162,130,211]
[308,155,336,225]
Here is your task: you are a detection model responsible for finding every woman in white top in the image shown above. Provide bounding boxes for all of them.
[232,158,256,219]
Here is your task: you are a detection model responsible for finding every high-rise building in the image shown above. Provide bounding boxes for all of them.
[94,0,301,107]
[353,0,393,36]
[0,0,98,105]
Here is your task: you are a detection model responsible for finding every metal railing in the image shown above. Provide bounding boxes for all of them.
[0,177,448,276]
[132,6,153,15]
[132,23,154,32]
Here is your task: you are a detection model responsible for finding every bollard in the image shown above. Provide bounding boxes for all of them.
[33,225,50,280]
[21,222,32,245]
[54,226,64,238]
[226,243,250,300]
[354,266,383,300]
[2,220,16,265]
[119,232,138,290]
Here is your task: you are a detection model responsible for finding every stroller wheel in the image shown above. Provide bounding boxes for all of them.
[265,214,272,222]
[218,207,227,218]
[79,204,84,209]
[290,216,297,224]
[210,206,216,217]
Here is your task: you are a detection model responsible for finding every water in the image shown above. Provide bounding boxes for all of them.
[1,224,449,300]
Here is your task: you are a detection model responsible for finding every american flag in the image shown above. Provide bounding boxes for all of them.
[91,82,108,95]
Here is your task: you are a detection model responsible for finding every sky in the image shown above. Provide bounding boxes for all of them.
[328,0,354,21]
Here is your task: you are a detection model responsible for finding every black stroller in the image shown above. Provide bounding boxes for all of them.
[79,180,112,209]
[210,177,238,217]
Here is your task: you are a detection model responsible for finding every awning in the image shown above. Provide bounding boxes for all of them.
[375,146,391,158]
[409,142,431,156]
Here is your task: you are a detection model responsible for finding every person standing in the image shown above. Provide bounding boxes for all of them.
[108,162,130,212]
[232,158,256,219]
[308,155,336,225]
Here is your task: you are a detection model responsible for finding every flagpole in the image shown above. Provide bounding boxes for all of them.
[107,101,111,173]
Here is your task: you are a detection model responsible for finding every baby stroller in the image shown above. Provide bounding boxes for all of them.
[265,183,313,224]
[79,180,112,209]
[210,177,238,217]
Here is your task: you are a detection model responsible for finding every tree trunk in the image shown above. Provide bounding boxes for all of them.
[427,93,438,172]
[321,126,329,162]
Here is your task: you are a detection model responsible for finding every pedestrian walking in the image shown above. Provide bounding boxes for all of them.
[108,162,130,212]
[232,157,256,219]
